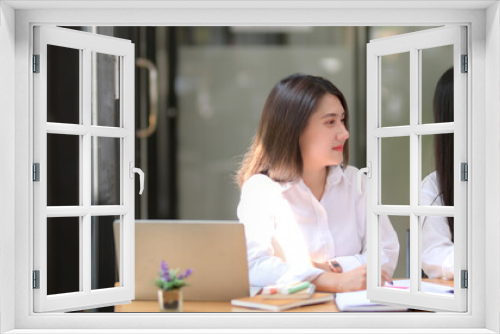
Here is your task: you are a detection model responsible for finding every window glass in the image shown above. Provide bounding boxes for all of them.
[91,215,121,290]
[381,52,410,127]
[421,134,454,206]
[91,52,121,127]
[381,136,410,205]
[421,45,454,124]
[380,215,410,288]
[91,137,121,206]
[47,45,81,124]
[47,217,81,295]
[47,134,80,206]
[420,215,455,296]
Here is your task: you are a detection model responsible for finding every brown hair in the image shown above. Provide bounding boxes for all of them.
[236,73,350,188]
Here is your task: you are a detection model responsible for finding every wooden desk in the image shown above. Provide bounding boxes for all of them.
[114,299,338,313]
[114,279,453,313]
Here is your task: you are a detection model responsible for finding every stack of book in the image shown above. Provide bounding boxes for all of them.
[231,282,333,312]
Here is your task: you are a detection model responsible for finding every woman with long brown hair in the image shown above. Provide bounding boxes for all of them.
[421,67,455,280]
[236,73,399,293]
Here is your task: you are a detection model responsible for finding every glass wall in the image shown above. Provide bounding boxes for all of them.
[176,27,359,220]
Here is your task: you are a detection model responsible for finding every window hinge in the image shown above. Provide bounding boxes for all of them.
[33,163,40,182]
[33,270,40,289]
[461,270,468,289]
[461,162,468,181]
[461,54,468,73]
[33,54,40,73]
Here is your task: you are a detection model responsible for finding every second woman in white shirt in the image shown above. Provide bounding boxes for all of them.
[236,74,400,293]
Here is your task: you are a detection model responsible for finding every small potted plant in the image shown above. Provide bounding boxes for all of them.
[155,260,192,312]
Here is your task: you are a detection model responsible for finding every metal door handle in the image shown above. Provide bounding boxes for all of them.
[136,58,159,138]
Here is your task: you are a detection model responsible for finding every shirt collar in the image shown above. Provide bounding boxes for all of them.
[279,165,347,193]
[326,164,345,187]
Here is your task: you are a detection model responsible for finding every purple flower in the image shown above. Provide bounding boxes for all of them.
[160,260,170,282]
[178,268,193,280]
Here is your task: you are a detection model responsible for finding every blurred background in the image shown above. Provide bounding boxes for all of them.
[46,26,455,311]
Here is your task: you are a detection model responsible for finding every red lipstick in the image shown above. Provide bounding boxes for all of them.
[332,145,344,151]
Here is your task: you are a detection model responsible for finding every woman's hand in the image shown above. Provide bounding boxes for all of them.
[339,266,393,291]
[312,261,330,271]
[312,264,366,293]
[336,264,367,292]
[380,269,393,286]
[312,263,393,293]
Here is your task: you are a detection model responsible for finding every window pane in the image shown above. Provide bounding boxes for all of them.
[421,134,454,206]
[91,216,121,290]
[47,134,80,206]
[47,44,80,124]
[381,52,410,127]
[421,46,454,124]
[91,137,121,205]
[381,136,410,205]
[380,215,410,289]
[47,217,80,295]
[420,215,455,296]
[91,52,121,127]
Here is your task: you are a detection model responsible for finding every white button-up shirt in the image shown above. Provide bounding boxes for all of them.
[421,171,454,279]
[237,165,400,287]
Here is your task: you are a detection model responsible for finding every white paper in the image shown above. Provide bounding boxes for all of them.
[335,280,453,312]
[386,279,454,294]
[335,290,408,312]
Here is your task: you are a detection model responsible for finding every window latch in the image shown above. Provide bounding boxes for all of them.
[129,162,145,195]
[357,161,372,195]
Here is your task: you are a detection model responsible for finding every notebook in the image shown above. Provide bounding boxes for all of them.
[113,220,251,301]
[231,292,334,312]
[335,290,409,312]
[335,280,453,312]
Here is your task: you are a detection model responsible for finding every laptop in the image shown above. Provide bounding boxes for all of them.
[113,220,251,301]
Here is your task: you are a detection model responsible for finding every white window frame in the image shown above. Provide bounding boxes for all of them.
[1,1,499,333]
[365,26,468,312]
[32,25,136,313]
